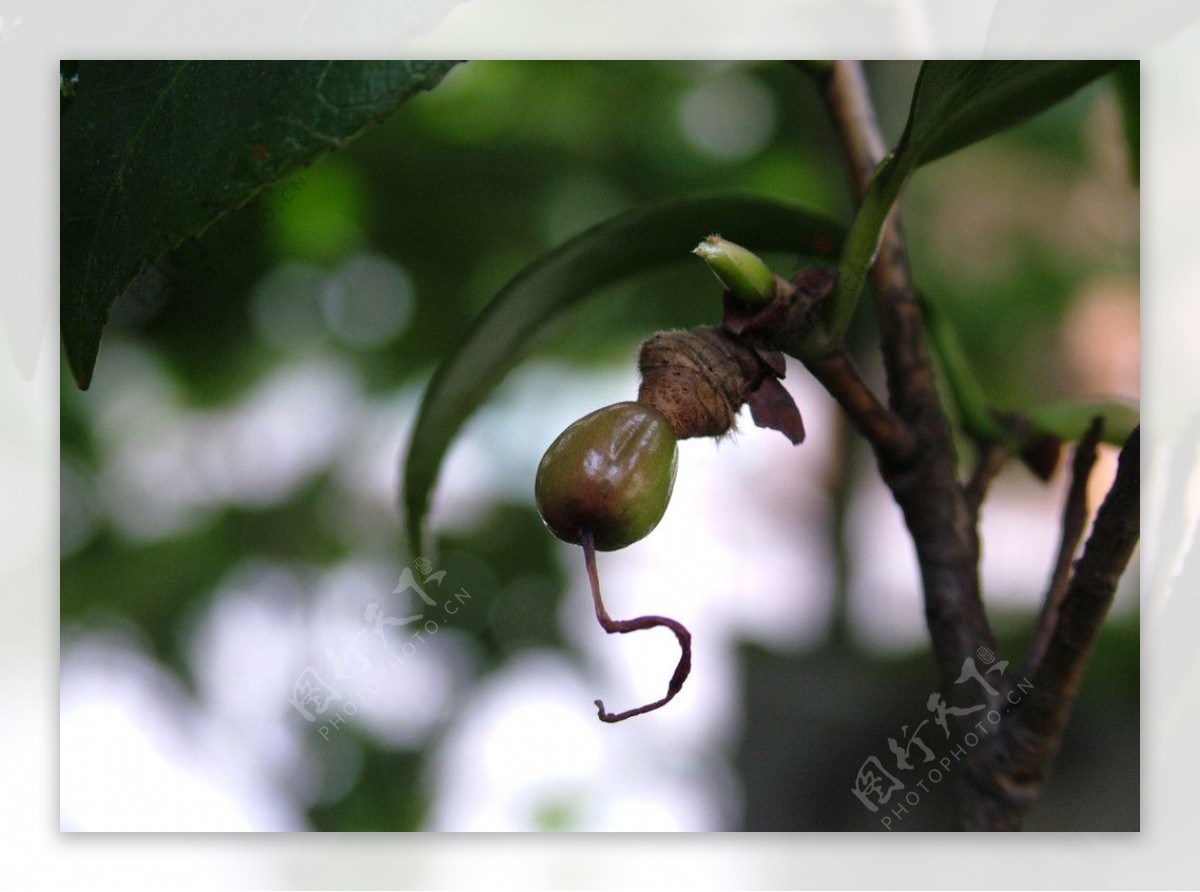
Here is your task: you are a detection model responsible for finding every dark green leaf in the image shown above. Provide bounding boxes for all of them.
[402,194,845,557]
[60,60,458,389]
[897,60,1119,170]
[827,61,1119,342]
[1027,398,1140,447]
[1113,62,1139,184]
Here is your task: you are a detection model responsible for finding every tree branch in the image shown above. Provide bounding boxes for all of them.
[818,60,996,667]
[1025,417,1105,676]
[806,347,915,461]
[994,427,1140,818]
[823,61,885,203]
[805,59,1140,831]
[966,443,1008,519]
[816,60,1008,828]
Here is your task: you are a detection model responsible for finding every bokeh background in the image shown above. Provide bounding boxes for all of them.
[59,60,1139,831]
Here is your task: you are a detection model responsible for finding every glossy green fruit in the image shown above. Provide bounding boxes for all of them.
[535,401,678,551]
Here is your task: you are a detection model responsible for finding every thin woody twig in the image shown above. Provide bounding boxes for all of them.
[823,62,886,203]
[807,347,915,461]
[817,61,1005,829]
[995,428,1140,813]
[822,63,939,418]
[809,59,1140,831]
[818,60,995,671]
[966,443,1009,518]
[1024,417,1105,676]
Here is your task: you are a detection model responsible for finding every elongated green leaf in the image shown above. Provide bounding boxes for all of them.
[1027,398,1140,447]
[921,289,1139,456]
[402,194,845,557]
[826,60,1118,345]
[897,60,1119,171]
[61,60,457,389]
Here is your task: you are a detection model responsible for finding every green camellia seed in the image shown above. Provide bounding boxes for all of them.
[535,401,678,551]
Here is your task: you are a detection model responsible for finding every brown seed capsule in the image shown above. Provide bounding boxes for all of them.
[637,326,806,445]
[636,328,752,439]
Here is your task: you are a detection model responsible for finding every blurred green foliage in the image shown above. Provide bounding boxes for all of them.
[60,60,456,387]
[60,61,1138,831]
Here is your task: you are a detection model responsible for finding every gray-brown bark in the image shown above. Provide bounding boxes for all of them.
[799,61,1140,830]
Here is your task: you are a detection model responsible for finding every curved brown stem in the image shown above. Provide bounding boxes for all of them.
[581,529,692,723]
